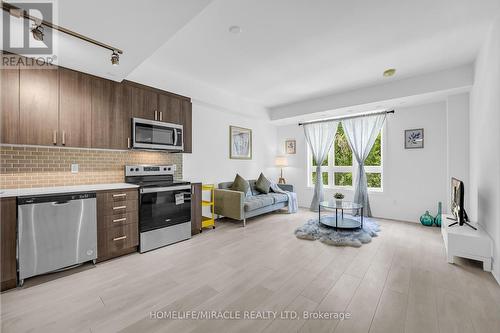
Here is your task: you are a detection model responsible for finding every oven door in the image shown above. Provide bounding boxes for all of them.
[139,185,191,233]
[132,118,183,151]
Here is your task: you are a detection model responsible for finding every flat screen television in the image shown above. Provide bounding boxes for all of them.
[450,177,475,229]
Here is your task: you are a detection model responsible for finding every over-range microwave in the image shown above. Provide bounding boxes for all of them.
[132,118,183,151]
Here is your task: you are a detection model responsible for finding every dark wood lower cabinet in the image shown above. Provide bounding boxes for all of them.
[191,183,202,235]
[96,189,139,262]
[1,198,17,291]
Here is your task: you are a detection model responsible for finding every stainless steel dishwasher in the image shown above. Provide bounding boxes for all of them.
[17,192,97,285]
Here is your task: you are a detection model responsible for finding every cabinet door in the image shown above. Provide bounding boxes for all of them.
[1,66,19,144]
[91,78,129,149]
[182,100,192,153]
[1,198,17,291]
[59,68,92,147]
[191,183,202,235]
[19,66,59,145]
[124,84,158,121]
[158,94,181,124]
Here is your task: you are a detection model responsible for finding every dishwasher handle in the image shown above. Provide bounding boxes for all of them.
[52,201,71,205]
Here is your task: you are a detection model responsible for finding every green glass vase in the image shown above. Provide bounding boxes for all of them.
[434,202,442,227]
[420,211,434,227]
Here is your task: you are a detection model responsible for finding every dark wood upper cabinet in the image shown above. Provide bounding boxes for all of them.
[158,94,181,124]
[1,66,19,144]
[59,68,92,148]
[182,100,192,153]
[19,65,59,145]
[1,198,17,291]
[124,84,158,121]
[91,78,129,150]
[3,57,192,151]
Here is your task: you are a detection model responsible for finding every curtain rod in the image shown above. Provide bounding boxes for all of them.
[298,110,395,126]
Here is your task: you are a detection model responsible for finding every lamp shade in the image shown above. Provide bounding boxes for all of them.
[275,156,288,167]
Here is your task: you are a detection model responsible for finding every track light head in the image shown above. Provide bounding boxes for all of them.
[31,24,44,41]
[111,50,119,66]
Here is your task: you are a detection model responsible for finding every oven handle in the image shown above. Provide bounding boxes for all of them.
[140,185,191,194]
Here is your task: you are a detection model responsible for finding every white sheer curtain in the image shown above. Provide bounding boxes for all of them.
[303,121,338,211]
[342,114,386,216]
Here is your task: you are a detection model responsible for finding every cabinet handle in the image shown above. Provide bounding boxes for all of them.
[113,193,127,198]
[53,130,57,145]
[159,111,163,121]
[113,205,126,210]
[127,137,131,149]
[62,131,66,145]
[154,110,158,120]
[112,217,127,223]
[113,236,127,241]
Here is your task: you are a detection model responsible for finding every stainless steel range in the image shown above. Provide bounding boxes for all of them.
[125,165,191,253]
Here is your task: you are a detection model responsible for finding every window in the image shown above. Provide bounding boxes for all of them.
[308,123,383,190]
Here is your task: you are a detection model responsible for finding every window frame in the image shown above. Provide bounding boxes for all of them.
[307,125,384,192]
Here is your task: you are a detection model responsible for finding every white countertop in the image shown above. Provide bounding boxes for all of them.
[0,183,139,198]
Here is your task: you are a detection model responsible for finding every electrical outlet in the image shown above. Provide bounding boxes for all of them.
[71,164,79,174]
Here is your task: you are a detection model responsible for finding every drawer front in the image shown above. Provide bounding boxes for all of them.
[98,223,138,258]
[102,190,138,203]
[98,199,138,217]
[99,211,138,229]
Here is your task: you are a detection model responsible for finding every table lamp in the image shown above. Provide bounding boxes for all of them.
[275,156,288,184]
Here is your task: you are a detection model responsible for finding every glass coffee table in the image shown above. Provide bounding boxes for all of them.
[318,200,364,229]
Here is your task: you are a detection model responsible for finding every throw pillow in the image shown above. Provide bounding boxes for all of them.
[231,174,251,196]
[255,173,271,194]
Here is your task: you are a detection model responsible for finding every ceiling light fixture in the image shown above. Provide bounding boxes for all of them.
[111,51,119,66]
[383,68,396,77]
[228,25,242,34]
[31,24,44,41]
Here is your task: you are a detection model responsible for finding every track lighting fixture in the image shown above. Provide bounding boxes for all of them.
[2,2,124,66]
[31,24,44,41]
[111,50,119,66]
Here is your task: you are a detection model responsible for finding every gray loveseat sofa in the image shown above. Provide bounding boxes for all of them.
[214,180,293,227]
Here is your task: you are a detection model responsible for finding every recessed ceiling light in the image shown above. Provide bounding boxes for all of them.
[228,25,242,34]
[383,68,396,77]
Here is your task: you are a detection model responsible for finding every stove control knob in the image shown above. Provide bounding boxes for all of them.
[164,167,167,171]
[135,168,139,172]
[129,168,134,172]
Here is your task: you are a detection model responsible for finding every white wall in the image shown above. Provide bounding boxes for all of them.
[469,16,500,281]
[182,101,278,185]
[446,93,470,213]
[276,101,450,223]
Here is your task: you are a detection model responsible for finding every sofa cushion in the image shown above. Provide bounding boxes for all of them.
[244,194,275,212]
[255,173,271,194]
[268,193,288,204]
[230,174,251,197]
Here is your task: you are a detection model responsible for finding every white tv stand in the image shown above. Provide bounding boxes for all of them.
[441,214,493,271]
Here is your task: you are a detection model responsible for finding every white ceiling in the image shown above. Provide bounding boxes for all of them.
[4,0,498,105]
[135,0,500,107]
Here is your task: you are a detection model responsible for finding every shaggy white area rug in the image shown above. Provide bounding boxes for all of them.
[294,216,380,247]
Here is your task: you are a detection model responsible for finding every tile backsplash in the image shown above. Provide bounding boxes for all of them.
[0,145,182,189]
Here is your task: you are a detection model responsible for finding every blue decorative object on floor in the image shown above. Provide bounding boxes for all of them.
[434,202,442,227]
[294,216,380,247]
[420,211,434,226]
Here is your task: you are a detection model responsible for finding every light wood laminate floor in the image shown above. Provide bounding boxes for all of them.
[1,209,500,333]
